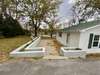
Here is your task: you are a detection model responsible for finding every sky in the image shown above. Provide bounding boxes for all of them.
[20,0,75,28]
[58,0,75,22]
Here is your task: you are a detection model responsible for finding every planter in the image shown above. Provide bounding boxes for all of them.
[60,47,86,58]
[10,37,45,57]
[10,47,45,57]
[25,37,41,50]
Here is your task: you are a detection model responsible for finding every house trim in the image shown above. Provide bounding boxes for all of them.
[80,24,100,32]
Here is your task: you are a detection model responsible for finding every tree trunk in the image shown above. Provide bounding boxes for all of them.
[1,0,5,14]
[34,25,38,37]
[50,33,52,38]
[1,0,7,17]
[50,31,53,38]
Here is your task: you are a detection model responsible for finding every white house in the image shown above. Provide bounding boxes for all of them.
[56,20,100,51]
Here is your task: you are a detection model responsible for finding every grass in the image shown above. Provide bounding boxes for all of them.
[0,36,31,53]
[0,35,31,63]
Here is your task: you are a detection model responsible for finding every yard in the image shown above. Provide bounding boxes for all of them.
[0,36,63,63]
[1,35,100,63]
[0,36,31,63]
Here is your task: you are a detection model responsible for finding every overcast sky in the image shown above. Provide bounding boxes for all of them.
[20,0,75,26]
[59,0,75,22]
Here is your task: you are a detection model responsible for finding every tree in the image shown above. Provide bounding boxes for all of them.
[46,18,59,38]
[16,0,61,37]
[0,0,61,37]
[72,0,100,24]
[0,0,25,37]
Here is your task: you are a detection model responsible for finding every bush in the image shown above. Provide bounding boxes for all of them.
[0,14,25,37]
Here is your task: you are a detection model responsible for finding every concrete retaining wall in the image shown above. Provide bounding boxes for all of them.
[25,37,41,50]
[10,37,45,57]
[10,47,45,57]
[60,47,86,58]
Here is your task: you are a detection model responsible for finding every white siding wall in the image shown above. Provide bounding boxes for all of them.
[56,32,80,47]
[68,32,80,47]
[56,32,67,46]
[79,26,100,50]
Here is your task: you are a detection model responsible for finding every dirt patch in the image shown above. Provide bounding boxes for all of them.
[0,51,9,63]
[38,38,62,56]
[53,39,63,54]
[86,53,100,60]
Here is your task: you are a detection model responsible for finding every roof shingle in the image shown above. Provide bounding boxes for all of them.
[62,20,100,32]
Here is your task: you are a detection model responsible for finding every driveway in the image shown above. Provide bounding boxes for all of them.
[0,59,100,75]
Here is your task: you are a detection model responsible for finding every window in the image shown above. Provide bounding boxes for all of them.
[92,35,100,47]
[88,34,100,49]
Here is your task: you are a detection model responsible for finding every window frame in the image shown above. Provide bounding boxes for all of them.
[92,35,100,48]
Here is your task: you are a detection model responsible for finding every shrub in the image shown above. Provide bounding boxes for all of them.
[0,14,25,37]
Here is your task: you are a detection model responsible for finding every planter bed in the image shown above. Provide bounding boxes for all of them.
[25,37,41,50]
[60,47,86,58]
[10,47,45,57]
[10,37,45,57]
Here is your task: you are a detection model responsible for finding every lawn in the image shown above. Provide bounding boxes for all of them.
[0,36,31,63]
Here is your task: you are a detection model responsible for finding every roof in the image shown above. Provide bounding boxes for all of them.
[62,20,100,32]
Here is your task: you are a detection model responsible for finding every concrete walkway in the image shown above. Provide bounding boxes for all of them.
[38,38,61,56]
[0,59,100,75]
[38,38,67,59]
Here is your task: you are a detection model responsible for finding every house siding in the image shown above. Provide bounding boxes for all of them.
[56,32,80,47]
[68,32,80,47]
[79,25,100,50]
[56,25,100,50]
[56,32,67,45]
